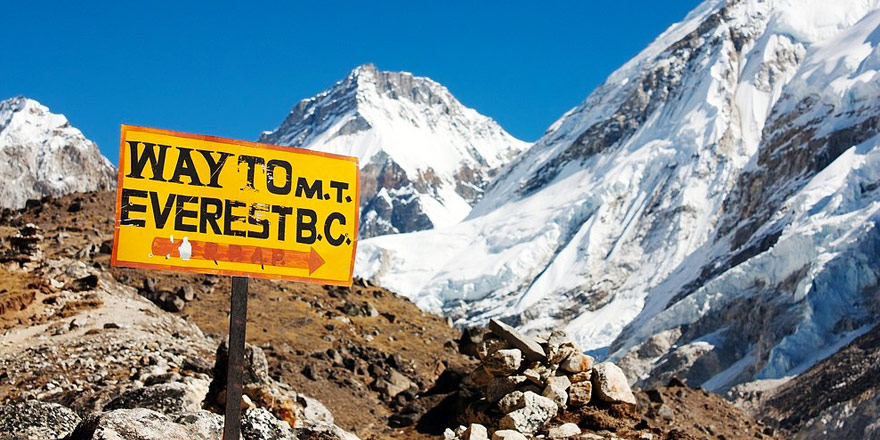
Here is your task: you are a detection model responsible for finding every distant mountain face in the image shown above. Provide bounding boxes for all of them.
[356,0,880,398]
[259,64,529,238]
[0,97,116,209]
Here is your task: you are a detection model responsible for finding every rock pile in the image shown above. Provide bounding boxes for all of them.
[447,319,637,439]
[2,223,43,263]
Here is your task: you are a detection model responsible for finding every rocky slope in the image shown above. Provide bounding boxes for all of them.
[0,97,115,210]
[0,220,358,439]
[355,0,880,419]
[259,64,529,238]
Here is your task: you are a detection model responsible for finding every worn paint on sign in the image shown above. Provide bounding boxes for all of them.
[111,125,360,286]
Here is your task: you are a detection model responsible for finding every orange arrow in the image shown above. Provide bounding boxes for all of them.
[150,237,325,275]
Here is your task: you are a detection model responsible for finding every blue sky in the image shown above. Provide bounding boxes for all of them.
[1,1,700,164]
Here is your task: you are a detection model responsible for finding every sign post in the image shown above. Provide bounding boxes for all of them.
[111,125,360,439]
[224,276,248,440]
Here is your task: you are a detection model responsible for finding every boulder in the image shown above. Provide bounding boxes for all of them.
[208,341,273,403]
[492,430,527,440]
[548,422,581,439]
[174,411,223,439]
[241,407,296,440]
[483,348,522,376]
[498,391,557,434]
[103,378,209,415]
[209,341,341,429]
[568,382,592,407]
[488,320,545,362]
[63,408,202,440]
[0,400,80,440]
[591,362,636,405]
[295,422,361,440]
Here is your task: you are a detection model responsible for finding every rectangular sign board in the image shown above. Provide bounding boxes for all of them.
[112,125,360,286]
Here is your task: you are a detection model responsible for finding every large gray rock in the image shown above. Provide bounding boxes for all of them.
[173,411,223,439]
[209,341,273,397]
[498,391,557,434]
[295,422,361,440]
[0,400,80,440]
[591,362,636,405]
[103,379,209,415]
[488,320,545,362]
[241,407,296,440]
[63,408,203,440]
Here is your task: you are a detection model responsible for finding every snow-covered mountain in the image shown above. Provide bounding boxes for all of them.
[0,97,116,209]
[260,64,529,238]
[357,0,880,397]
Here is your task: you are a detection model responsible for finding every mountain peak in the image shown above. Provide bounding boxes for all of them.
[259,66,529,238]
[0,96,116,209]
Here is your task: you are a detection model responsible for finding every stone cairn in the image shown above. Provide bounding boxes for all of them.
[446,319,636,440]
[4,223,44,262]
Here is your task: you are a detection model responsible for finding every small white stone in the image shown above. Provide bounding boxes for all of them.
[548,423,581,439]
[462,423,488,440]
[492,430,528,440]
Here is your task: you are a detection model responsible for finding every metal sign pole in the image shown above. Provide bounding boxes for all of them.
[223,276,249,440]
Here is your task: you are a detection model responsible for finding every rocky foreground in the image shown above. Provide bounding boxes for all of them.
[0,225,358,439]
[0,191,785,440]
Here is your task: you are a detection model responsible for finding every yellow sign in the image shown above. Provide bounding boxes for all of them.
[111,125,360,286]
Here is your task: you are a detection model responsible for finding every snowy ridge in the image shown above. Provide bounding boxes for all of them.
[357,0,880,393]
[0,97,116,209]
[260,64,529,237]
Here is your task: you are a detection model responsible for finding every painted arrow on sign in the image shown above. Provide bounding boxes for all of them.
[150,236,325,275]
